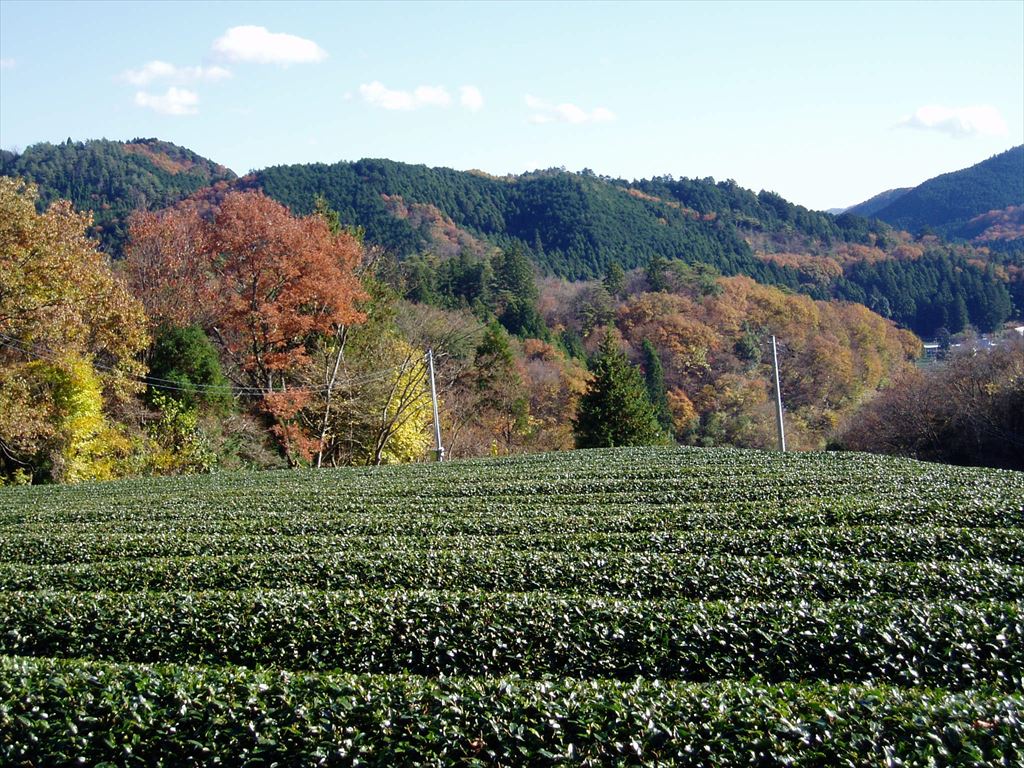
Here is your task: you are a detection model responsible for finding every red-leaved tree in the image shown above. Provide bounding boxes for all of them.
[125,190,367,463]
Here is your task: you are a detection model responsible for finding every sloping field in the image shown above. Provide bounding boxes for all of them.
[1,447,1022,765]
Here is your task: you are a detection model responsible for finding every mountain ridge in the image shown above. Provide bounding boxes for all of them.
[846,146,1024,240]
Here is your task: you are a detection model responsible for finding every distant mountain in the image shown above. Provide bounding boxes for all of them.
[250,159,886,281]
[844,187,912,218]
[0,138,236,254]
[848,146,1024,240]
[3,138,1015,335]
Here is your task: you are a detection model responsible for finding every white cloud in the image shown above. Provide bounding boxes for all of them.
[460,85,484,112]
[359,81,455,111]
[897,105,1008,138]
[121,60,232,86]
[413,85,452,107]
[525,94,616,125]
[134,87,199,116]
[0,58,15,70]
[212,25,327,64]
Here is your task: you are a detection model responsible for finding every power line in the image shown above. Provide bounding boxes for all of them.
[0,333,420,399]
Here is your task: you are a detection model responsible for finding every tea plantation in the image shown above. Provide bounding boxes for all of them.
[1,446,1022,765]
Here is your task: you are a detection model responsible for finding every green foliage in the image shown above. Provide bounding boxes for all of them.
[850,145,1024,238]
[836,251,1013,334]
[147,325,231,411]
[146,393,216,475]
[493,246,548,339]
[253,159,800,283]
[574,333,664,448]
[4,657,1021,766]
[641,340,673,433]
[603,260,626,297]
[0,138,235,255]
[3,590,1020,687]
[39,357,131,483]
[2,434,1023,761]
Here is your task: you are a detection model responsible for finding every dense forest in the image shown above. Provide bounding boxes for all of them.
[1,139,1020,339]
[4,166,1023,485]
[846,145,1024,240]
[0,138,236,253]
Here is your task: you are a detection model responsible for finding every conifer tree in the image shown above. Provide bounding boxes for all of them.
[573,330,663,448]
[641,339,673,433]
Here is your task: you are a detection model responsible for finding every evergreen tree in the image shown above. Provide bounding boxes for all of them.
[148,324,232,412]
[603,261,626,298]
[645,254,669,292]
[641,339,673,433]
[574,330,663,448]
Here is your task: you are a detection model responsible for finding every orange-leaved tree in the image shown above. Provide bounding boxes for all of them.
[0,178,149,482]
[125,190,367,464]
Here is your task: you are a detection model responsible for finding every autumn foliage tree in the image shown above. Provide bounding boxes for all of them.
[0,178,148,482]
[125,191,366,463]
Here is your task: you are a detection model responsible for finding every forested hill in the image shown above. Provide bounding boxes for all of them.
[0,138,236,253]
[251,159,886,281]
[847,146,1024,240]
[249,160,1015,333]
[2,139,1016,335]
[842,187,911,218]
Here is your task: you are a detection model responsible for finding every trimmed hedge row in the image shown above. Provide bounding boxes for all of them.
[2,656,1021,767]
[1,551,1020,601]
[2,447,1020,526]
[2,591,1019,689]
[2,525,1022,566]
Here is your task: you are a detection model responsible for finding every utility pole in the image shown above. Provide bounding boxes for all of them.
[426,348,445,462]
[771,335,786,452]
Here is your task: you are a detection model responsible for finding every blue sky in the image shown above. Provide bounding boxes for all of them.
[1,0,1021,209]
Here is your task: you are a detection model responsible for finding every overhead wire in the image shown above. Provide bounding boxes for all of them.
[0,332,435,399]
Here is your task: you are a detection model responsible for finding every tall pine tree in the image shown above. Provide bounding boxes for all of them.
[641,339,673,434]
[574,330,663,448]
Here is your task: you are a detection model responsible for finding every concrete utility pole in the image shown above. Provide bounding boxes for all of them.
[771,335,786,452]
[426,348,445,462]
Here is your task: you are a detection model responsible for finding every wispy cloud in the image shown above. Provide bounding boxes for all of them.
[460,85,484,112]
[357,81,450,110]
[120,60,232,86]
[525,94,615,125]
[358,82,484,112]
[212,25,327,64]
[0,58,15,70]
[897,105,1008,138]
[134,87,199,116]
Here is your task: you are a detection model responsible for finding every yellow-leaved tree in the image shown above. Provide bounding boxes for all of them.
[0,178,148,483]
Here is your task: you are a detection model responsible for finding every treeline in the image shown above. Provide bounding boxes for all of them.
[254,160,792,282]
[849,145,1024,239]
[628,176,887,246]
[835,251,1013,335]
[2,177,935,484]
[0,138,235,254]
[253,160,1016,335]
[839,338,1024,471]
[2,140,1018,338]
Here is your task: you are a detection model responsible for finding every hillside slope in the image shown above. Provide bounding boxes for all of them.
[0,138,236,254]
[1,446,1022,763]
[3,138,1014,334]
[251,159,889,281]
[849,146,1024,239]
[844,187,911,218]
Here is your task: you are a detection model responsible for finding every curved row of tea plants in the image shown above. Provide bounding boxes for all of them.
[2,590,1020,689]
[1,551,1021,601]
[2,656,1021,767]
[1,446,1022,764]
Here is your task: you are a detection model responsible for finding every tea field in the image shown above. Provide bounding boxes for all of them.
[1,446,1022,765]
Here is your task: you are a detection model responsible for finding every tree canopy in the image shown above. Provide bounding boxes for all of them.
[574,330,663,449]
